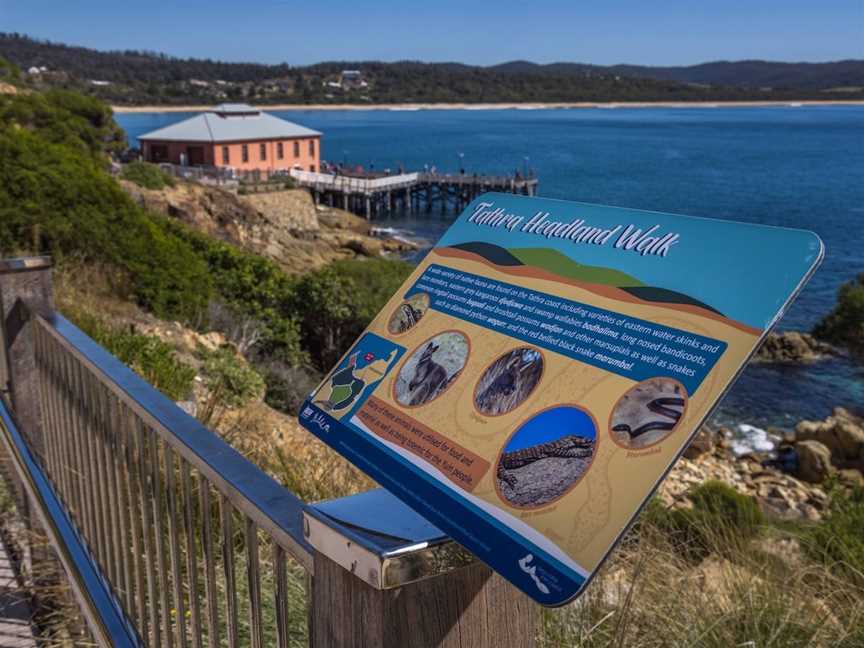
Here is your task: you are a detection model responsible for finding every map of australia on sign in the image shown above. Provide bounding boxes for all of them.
[299,193,822,605]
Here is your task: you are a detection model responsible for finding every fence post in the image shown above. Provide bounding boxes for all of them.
[0,256,56,593]
[305,489,538,648]
[0,256,54,460]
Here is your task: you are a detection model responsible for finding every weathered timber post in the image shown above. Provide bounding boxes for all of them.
[0,256,57,592]
[0,256,54,461]
[305,489,537,648]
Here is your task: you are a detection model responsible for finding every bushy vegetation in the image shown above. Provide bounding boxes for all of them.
[645,481,764,560]
[69,309,196,401]
[290,258,412,369]
[813,273,864,355]
[0,87,212,320]
[120,160,175,189]
[197,346,266,426]
[803,484,864,585]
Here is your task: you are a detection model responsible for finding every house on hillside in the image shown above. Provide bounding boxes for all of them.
[138,103,321,173]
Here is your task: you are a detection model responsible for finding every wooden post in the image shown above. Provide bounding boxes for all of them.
[311,553,537,648]
[0,257,54,458]
[0,256,57,595]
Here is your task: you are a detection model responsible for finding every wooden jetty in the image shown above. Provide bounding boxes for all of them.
[289,169,538,219]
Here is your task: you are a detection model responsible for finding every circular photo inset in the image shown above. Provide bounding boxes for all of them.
[474,347,544,416]
[496,406,597,508]
[610,378,687,449]
[387,293,430,335]
[394,331,469,407]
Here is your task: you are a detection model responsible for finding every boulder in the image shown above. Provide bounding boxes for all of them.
[753,331,833,363]
[795,408,864,470]
[683,427,715,460]
[342,237,383,257]
[795,440,834,483]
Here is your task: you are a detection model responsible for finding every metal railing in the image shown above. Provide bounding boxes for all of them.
[29,312,313,647]
[0,257,536,647]
[289,168,420,193]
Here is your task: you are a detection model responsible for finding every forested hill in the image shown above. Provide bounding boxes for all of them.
[2,33,862,105]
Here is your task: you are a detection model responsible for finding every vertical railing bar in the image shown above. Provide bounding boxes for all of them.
[273,544,289,648]
[80,363,110,573]
[164,445,188,648]
[68,351,99,557]
[91,371,117,585]
[44,332,73,513]
[220,495,239,648]
[121,404,148,642]
[34,326,61,490]
[95,382,121,596]
[108,393,134,616]
[245,518,263,648]
[149,428,175,648]
[180,461,203,648]
[62,341,90,542]
[199,480,219,648]
[134,417,161,648]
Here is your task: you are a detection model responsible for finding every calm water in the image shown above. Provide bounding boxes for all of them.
[119,107,864,433]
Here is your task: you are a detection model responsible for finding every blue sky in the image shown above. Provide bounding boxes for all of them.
[504,407,596,452]
[1,1,861,66]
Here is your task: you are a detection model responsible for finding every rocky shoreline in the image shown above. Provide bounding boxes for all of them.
[664,408,863,521]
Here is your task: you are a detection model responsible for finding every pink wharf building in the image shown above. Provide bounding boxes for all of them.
[138,103,321,173]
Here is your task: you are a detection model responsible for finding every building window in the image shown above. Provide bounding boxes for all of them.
[309,140,315,156]
[309,165,315,172]
[260,143,267,161]
[222,146,230,165]
[242,144,249,163]
[277,142,284,159]
[293,141,300,158]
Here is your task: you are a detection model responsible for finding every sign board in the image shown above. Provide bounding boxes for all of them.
[299,193,822,605]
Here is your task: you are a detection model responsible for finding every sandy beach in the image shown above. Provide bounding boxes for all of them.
[112,99,864,113]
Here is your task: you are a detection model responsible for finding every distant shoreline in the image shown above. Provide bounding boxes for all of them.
[112,99,864,113]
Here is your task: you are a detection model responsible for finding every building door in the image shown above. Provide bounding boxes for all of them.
[187,146,205,166]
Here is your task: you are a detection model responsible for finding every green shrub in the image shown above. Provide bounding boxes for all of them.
[813,273,864,355]
[0,90,212,321]
[69,309,195,401]
[197,346,266,425]
[261,361,322,415]
[120,160,175,189]
[804,485,864,585]
[291,258,412,370]
[647,481,764,560]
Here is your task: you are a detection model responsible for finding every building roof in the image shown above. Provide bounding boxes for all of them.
[139,105,321,143]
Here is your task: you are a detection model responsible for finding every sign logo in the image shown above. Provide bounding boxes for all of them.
[518,554,550,595]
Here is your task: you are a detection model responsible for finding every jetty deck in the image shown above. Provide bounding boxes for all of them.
[289,168,538,218]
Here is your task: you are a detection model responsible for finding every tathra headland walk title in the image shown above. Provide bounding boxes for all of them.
[468,201,680,258]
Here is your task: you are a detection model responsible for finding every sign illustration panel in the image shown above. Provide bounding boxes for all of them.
[299,193,823,605]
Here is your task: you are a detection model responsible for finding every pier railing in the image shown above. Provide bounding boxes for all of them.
[0,257,536,647]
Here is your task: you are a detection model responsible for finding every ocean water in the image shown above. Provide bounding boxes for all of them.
[118,106,864,437]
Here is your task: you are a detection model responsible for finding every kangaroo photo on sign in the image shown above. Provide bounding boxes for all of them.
[299,193,823,606]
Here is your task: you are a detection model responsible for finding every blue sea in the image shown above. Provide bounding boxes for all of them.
[118,106,864,439]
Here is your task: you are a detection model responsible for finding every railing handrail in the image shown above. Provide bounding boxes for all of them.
[35,312,314,572]
[0,396,141,646]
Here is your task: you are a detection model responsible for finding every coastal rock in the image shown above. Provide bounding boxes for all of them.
[240,190,320,233]
[795,407,864,471]
[795,440,834,483]
[683,427,715,459]
[753,331,833,363]
[342,236,383,257]
[120,179,411,273]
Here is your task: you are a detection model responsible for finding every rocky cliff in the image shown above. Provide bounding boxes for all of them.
[121,180,415,274]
